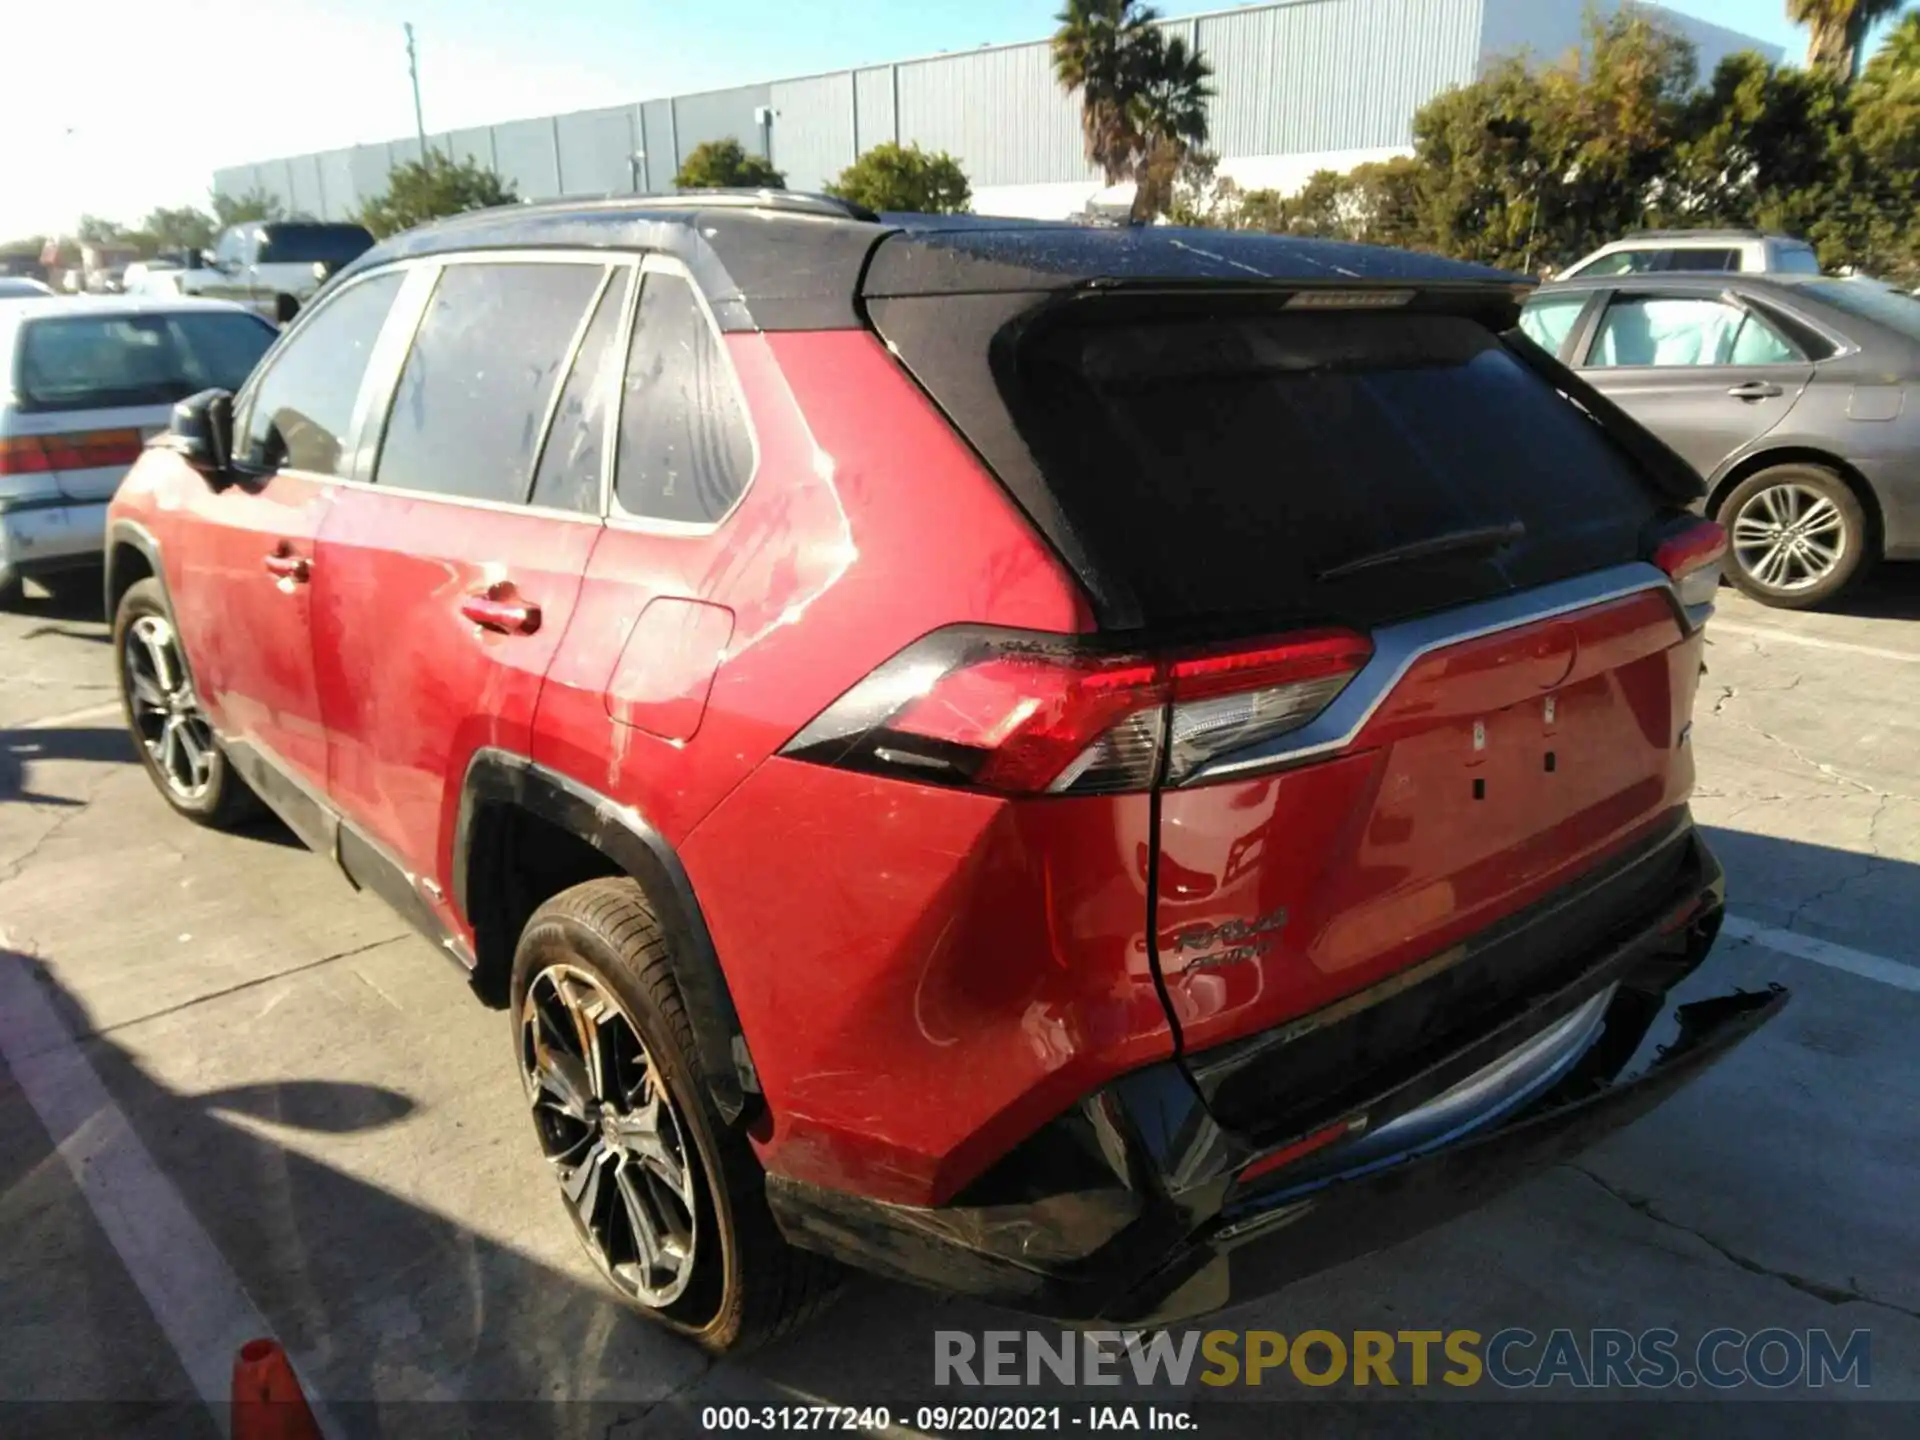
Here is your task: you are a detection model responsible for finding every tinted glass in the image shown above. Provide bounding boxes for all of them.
[1664,248,1741,272]
[1518,294,1587,357]
[531,269,631,514]
[1006,307,1660,627]
[15,311,276,412]
[0,276,53,298]
[1801,279,1920,341]
[615,273,754,524]
[1591,296,1793,367]
[1575,251,1655,278]
[1775,245,1823,275]
[257,224,375,267]
[241,271,402,474]
[376,262,604,504]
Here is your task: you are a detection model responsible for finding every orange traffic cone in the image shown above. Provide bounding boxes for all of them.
[231,1337,322,1440]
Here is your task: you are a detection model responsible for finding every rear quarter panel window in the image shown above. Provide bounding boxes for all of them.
[614,272,754,525]
[374,261,606,505]
[531,269,632,514]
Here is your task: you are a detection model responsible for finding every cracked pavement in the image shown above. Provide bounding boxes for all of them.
[2,573,1917,1435]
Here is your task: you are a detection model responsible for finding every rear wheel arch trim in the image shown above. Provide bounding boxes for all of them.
[1706,449,1885,553]
[105,519,166,625]
[452,747,759,1126]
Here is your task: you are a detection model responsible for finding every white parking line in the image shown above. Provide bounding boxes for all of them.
[0,940,332,1435]
[1710,620,1920,665]
[1721,915,1920,993]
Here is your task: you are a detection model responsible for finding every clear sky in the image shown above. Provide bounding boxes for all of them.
[0,2,1847,240]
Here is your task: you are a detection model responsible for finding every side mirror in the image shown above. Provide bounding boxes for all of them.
[169,389,235,488]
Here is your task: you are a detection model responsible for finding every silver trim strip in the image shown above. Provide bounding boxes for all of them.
[1180,562,1681,786]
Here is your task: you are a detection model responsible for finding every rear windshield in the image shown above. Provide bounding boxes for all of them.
[1001,305,1661,628]
[15,311,276,412]
[258,225,374,266]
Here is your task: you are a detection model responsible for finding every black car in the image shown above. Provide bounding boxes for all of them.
[1523,274,1920,608]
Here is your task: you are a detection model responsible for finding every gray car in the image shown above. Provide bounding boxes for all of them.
[1522,274,1920,608]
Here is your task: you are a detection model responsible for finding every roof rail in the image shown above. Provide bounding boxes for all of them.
[1621,227,1793,241]
[519,189,881,224]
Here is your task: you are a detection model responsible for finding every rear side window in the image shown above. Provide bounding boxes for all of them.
[1664,248,1741,272]
[15,311,275,412]
[615,272,754,525]
[375,262,606,504]
[240,271,403,475]
[1589,296,1798,368]
[1003,306,1661,627]
[1573,251,1656,278]
[1775,245,1822,276]
[531,269,632,514]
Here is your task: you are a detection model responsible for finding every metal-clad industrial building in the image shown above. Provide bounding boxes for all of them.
[214,0,1778,222]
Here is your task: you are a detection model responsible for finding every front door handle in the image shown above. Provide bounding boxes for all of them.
[1727,381,1784,401]
[263,548,310,583]
[460,584,542,636]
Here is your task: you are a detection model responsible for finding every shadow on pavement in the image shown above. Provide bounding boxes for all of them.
[0,726,133,806]
[5,571,109,631]
[1823,562,1920,622]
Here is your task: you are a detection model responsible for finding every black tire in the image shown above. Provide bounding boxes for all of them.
[275,294,299,325]
[1716,463,1873,610]
[113,577,260,827]
[0,573,22,610]
[509,878,837,1353]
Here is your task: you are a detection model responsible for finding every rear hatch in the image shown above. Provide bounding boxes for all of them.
[3,307,275,501]
[865,244,1714,1136]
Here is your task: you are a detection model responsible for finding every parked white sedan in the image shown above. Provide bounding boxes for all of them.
[0,295,276,603]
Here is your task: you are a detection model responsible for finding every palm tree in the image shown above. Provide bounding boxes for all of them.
[1053,1,1215,221]
[1788,0,1905,82]
[1130,35,1216,221]
[1051,0,1162,185]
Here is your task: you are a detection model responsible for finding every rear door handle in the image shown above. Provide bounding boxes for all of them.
[460,585,542,636]
[1727,381,1784,400]
[263,548,310,583]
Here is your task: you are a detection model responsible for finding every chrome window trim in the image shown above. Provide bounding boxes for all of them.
[603,252,762,537]
[1178,563,1682,787]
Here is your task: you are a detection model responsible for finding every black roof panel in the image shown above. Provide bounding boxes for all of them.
[330,195,1527,332]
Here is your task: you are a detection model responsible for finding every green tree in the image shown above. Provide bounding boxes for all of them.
[673,138,784,190]
[1130,33,1215,220]
[358,152,518,239]
[1840,10,1920,279]
[139,205,217,254]
[826,142,970,213]
[1665,54,1844,234]
[1788,0,1906,83]
[77,214,134,247]
[211,189,285,227]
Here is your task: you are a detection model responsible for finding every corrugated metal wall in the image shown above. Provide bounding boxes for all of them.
[771,72,856,192]
[210,0,1767,222]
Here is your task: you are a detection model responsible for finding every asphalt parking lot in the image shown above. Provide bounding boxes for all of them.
[3,572,1918,1438]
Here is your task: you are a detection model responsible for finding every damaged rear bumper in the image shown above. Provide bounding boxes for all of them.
[765,826,1787,1324]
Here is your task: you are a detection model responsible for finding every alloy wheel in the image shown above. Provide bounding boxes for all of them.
[1731,483,1847,593]
[123,614,216,802]
[519,964,700,1307]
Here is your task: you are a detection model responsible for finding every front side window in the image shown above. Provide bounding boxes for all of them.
[239,271,403,475]
[1589,296,1799,368]
[373,261,606,505]
[1572,250,1656,279]
[1518,294,1588,358]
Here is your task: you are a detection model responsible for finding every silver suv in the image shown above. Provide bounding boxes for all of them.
[1559,230,1822,281]
[177,221,375,324]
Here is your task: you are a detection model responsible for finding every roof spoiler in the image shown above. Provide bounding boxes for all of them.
[1499,329,1705,505]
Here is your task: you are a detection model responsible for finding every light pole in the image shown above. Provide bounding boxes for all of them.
[405,23,428,157]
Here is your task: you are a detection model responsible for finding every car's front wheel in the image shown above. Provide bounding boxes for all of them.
[1719,464,1872,609]
[509,878,837,1353]
[113,577,259,827]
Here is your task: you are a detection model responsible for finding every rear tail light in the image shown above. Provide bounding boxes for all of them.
[780,626,1373,796]
[0,428,145,476]
[1654,519,1727,614]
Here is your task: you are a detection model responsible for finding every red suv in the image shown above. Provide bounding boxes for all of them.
[107,194,1785,1352]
